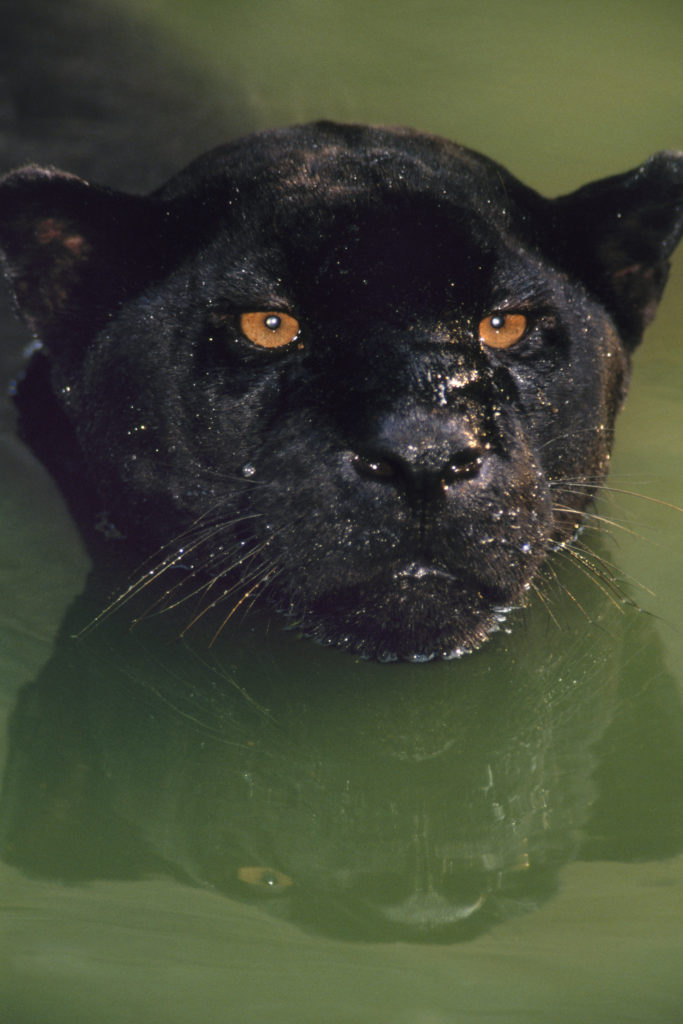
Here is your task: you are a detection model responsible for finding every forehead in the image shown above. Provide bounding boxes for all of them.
[172,127,545,310]
[279,191,499,312]
[227,137,505,225]
[169,125,517,236]
[172,124,495,190]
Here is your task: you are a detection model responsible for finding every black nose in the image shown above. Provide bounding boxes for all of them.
[351,410,483,502]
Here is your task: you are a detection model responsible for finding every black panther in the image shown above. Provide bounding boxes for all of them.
[0,122,681,661]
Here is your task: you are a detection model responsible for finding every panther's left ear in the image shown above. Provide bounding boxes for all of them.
[551,151,683,348]
[0,165,171,356]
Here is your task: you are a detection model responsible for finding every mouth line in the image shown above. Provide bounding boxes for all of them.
[392,560,458,583]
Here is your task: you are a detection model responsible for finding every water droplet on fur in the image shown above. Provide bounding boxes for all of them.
[242,463,256,478]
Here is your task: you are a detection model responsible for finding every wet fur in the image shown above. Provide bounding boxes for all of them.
[1,123,682,660]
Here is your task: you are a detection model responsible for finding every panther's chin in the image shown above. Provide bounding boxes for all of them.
[279,564,526,663]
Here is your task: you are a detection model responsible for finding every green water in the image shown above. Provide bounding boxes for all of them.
[1,0,682,1021]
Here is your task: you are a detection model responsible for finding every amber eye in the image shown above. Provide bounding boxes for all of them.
[478,312,527,349]
[240,311,301,349]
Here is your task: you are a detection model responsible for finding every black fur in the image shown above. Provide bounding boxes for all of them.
[1,122,682,661]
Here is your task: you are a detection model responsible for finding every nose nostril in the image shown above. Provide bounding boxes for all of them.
[441,449,482,485]
[352,412,484,498]
[352,453,397,482]
[352,446,483,491]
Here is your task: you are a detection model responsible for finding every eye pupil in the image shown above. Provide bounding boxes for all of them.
[478,311,527,350]
[240,311,301,349]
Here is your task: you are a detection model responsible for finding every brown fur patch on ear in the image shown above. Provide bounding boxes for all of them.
[35,217,90,258]
[11,217,95,332]
[0,166,173,354]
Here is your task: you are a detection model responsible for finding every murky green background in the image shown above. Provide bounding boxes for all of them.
[1,1,681,1022]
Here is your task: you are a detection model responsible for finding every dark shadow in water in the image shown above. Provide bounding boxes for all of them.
[1,552,682,944]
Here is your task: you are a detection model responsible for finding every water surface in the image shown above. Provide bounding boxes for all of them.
[1,1,682,1021]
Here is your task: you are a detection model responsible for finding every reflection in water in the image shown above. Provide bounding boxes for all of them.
[2,552,681,943]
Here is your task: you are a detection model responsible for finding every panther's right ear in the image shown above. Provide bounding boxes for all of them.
[0,166,171,352]
[551,151,683,349]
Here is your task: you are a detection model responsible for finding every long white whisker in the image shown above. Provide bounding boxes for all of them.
[552,503,644,539]
[78,511,264,633]
[132,536,273,623]
[529,578,562,630]
[571,540,655,598]
[178,547,279,637]
[208,563,284,646]
[552,544,630,613]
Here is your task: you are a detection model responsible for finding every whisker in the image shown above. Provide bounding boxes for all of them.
[595,486,683,514]
[540,556,597,626]
[550,577,594,625]
[132,537,272,623]
[537,426,611,452]
[209,564,283,646]
[137,679,257,744]
[178,547,279,637]
[555,480,683,515]
[552,504,644,539]
[571,540,655,598]
[529,578,562,630]
[552,544,630,612]
[184,647,278,723]
[78,512,264,633]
